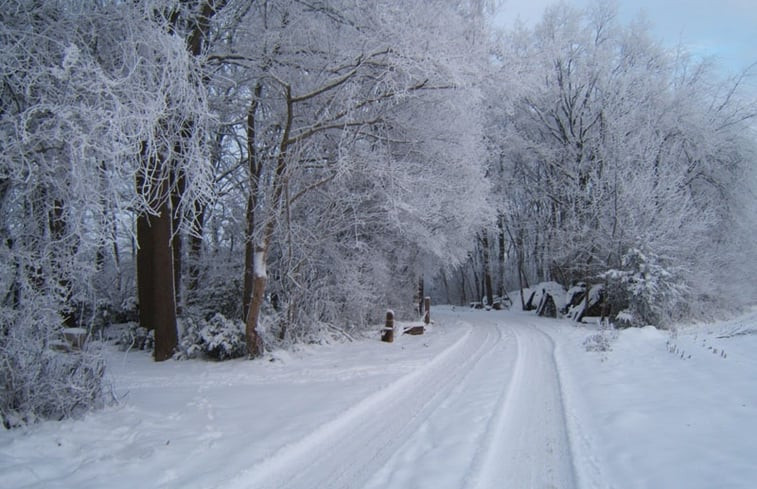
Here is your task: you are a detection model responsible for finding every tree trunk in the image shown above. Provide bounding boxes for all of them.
[243,84,262,322]
[136,146,178,362]
[244,245,266,356]
[480,230,494,306]
[244,83,291,357]
[136,202,178,361]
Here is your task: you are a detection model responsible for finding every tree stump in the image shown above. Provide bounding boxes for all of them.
[381,310,395,343]
[423,297,431,324]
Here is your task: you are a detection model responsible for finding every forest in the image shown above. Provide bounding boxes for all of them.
[1,0,756,427]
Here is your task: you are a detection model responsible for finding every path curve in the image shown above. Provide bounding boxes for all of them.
[223,310,577,489]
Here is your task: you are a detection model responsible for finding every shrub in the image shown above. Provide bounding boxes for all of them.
[602,246,688,327]
[176,313,246,361]
[583,333,612,352]
[0,303,108,428]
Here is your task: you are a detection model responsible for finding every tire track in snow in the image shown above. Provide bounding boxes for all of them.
[358,313,578,489]
[366,314,578,489]
[220,318,501,489]
[220,312,579,489]
[462,321,577,489]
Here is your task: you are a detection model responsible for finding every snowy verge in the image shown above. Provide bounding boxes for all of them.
[0,313,468,489]
[549,311,757,489]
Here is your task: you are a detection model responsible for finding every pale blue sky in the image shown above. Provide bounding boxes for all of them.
[494,0,757,75]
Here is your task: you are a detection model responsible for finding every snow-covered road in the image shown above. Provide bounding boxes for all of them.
[229,310,577,489]
[5,307,757,488]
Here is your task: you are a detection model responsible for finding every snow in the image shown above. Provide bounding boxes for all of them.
[2,307,757,488]
[253,250,267,278]
[519,281,568,311]
[553,311,757,489]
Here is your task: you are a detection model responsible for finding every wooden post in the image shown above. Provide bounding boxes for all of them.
[423,297,431,325]
[381,310,395,343]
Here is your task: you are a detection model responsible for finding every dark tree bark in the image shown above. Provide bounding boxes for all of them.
[133,0,226,360]
[136,149,178,362]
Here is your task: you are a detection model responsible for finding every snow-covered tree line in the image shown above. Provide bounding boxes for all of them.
[0,0,493,424]
[3,0,755,426]
[445,2,757,326]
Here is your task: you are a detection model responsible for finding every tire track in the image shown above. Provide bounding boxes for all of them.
[221,311,579,489]
[457,319,577,489]
[221,318,503,489]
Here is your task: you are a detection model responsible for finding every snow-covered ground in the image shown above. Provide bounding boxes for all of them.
[555,308,757,489]
[2,307,756,488]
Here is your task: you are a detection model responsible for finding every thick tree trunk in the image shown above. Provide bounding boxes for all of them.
[136,144,178,362]
[136,200,178,361]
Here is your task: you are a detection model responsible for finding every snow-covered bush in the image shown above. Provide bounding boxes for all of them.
[0,303,107,428]
[176,313,246,361]
[583,320,617,353]
[603,246,688,328]
[583,333,612,352]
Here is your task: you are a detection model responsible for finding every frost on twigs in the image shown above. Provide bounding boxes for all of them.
[0,303,108,429]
